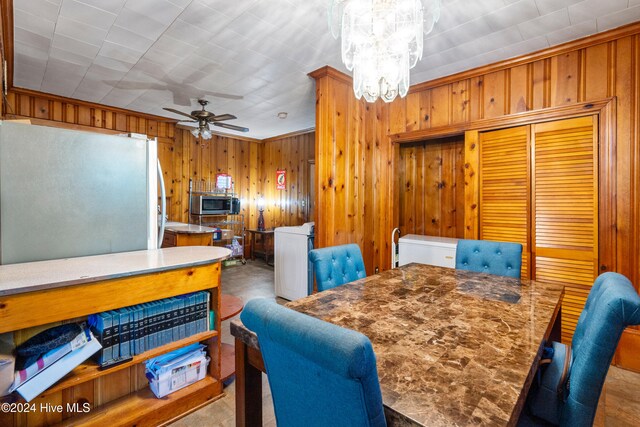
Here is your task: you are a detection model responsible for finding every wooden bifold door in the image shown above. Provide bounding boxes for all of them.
[478,115,598,343]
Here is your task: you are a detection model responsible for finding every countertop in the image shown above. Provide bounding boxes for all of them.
[232,263,564,426]
[0,246,231,296]
[164,221,218,234]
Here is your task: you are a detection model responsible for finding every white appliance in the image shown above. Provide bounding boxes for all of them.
[0,121,164,265]
[274,222,314,300]
[398,235,459,268]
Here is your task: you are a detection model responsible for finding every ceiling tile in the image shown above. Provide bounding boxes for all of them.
[164,19,214,47]
[76,0,126,14]
[124,0,184,26]
[93,54,135,73]
[59,0,117,30]
[500,35,549,58]
[198,0,259,20]
[546,19,597,45]
[518,9,571,39]
[151,35,195,58]
[14,0,60,22]
[14,10,55,39]
[98,40,145,64]
[51,33,100,59]
[485,0,540,31]
[14,27,52,51]
[50,47,94,67]
[568,0,628,24]
[13,42,49,68]
[597,5,640,31]
[113,7,169,40]
[534,0,577,15]
[105,25,156,53]
[54,15,107,47]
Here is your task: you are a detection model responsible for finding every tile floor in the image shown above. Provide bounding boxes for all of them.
[172,261,640,427]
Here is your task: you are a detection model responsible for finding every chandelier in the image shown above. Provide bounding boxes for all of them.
[329,0,441,103]
[191,123,212,140]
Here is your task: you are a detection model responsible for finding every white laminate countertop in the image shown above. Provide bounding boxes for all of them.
[164,222,217,234]
[0,246,231,296]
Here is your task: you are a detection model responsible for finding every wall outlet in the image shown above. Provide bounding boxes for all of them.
[374,266,379,274]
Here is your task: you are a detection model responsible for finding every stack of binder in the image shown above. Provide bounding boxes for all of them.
[10,326,101,402]
[88,291,210,367]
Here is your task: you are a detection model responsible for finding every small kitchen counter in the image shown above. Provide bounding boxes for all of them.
[0,246,231,296]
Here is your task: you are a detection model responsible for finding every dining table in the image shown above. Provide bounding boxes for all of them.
[231,263,564,426]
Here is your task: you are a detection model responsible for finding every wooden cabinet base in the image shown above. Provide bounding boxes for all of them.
[57,377,223,427]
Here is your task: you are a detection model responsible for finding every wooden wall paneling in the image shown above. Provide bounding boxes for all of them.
[584,43,611,101]
[419,89,431,129]
[389,96,406,134]
[424,143,442,236]
[510,64,530,114]
[463,130,480,239]
[550,51,580,106]
[531,59,548,110]
[468,77,483,121]
[248,141,259,230]
[614,36,634,281]
[399,144,416,234]
[451,80,470,124]
[405,92,421,132]
[430,85,450,127]
[454,140,466,236]
[482,70,507,118]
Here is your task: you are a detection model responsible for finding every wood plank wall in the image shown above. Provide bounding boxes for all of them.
[398,136,465,238]
[311,23,640,369]
[259,132,315,229]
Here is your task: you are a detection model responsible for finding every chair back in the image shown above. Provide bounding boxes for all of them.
[455,239,523,278]
[241,299,387,427]
[559,272,640,425]
[309,243,366,291]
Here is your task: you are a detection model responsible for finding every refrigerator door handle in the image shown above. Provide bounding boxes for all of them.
[157,159,166,248]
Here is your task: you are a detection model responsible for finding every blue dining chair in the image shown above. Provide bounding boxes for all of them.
[309,243,367,292]
[241,299,387,427]
[455,239,523,278]
[522,272,640,426]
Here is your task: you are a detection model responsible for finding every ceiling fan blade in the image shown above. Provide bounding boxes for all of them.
[208,92,243,100]
[214,122,249,132]
[177,120,198,123]
[163,108,199,120]
[209,114,236,122]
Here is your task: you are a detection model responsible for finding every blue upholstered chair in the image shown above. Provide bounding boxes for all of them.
[522,272,640,426]
[309,243,367,292]
[241,299,387,427]
[455,239,523,278]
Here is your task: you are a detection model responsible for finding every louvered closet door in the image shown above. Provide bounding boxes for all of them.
[479,126,530,279]
[532,116,598,344]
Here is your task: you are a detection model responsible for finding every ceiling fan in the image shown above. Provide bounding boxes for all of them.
[163,99,249,139]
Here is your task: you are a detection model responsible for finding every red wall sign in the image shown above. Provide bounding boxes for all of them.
[276,170,286,190]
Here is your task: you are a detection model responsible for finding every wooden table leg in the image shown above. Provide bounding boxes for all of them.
[235,338,262,427]
[250,233,256,261]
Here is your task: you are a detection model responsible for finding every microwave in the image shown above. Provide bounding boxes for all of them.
[191,195,240,215]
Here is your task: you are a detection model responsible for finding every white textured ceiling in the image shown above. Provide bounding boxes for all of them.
[12,0,640,139]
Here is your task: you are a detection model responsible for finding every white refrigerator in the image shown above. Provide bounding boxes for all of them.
[0,121,163,265]
[274,222,314,300]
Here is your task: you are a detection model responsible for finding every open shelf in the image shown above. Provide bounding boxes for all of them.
[57,375,221,427]
[41,330,219,398]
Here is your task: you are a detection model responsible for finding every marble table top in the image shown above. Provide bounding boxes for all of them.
[0,246,231,296]
[233,263,564,426]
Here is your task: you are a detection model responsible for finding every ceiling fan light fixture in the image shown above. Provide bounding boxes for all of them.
[190,128,200,138]
[201,128,212,140]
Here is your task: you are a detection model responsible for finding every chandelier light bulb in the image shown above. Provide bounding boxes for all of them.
[329,0,441,103]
